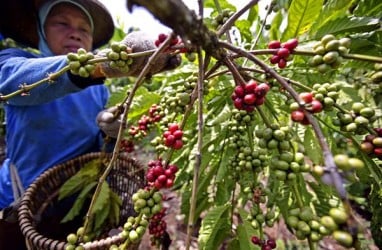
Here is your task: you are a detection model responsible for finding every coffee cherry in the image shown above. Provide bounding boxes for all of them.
[67,233,78,245]
[282,38,298,51]
[310,100,323,113]
[320,215,338,231]
[244,94,257,105]
[299,92,313,103]
[129,230,139,243]
[270,55,280,64]
[277,47,290,58]
[291,110,305,122]
[329,207,348,224]
[268,40,281,49]
[332,230,353,247]
[251,235,262,245]
[266,239,277,249]
[278,58,287,68]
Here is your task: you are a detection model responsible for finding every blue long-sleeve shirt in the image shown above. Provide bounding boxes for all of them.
[0,48,109,209]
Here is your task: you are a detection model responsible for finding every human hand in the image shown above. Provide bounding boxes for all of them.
[96,106,123,138]
[98,31,181,78]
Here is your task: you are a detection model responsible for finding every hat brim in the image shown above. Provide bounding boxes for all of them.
[0,0,114,49]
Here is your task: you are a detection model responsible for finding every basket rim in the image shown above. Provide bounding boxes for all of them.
[17,152,143,250]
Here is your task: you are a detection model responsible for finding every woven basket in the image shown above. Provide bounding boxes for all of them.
[18,152,145,250]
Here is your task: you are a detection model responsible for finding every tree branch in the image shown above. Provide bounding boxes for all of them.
[127,0,226,60]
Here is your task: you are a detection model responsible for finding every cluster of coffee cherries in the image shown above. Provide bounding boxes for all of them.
[154,33,187,53]
[231,80,270,112]
[361,128,382,160]
[309,34,351,73]
[129,104,164,139]
[120,215,150,245]
[255,124,292,151]
[251,236,277,250]
[310,82,340,111]
[231,109,256,125]
[65,227,90,250]
[270,151,310,181]
[148,208,168,247]
[163,123,184,150]
[229,146,268,172]
[132,188,163,217]
[286,206,324,242]
[211,9,234,30]
[268,38,298,68]
[105,42,133,73]
[146,159,179,189]
[163,90,191,114]
[120,139,135,153]
[247,202,278,230]
[66,48,95,78]
[333,154,365,171]
[286,205,353,247]
[333,102,376,135]
[290,92,323,125]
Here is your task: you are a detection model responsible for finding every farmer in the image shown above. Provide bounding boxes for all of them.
[0,0,180,248]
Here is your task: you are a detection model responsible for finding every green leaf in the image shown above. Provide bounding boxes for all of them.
[353,0,382,17]
[307,181,334,216]
[204,0,236,11]
[303,128,323,164]
[310,0,353,36]
[236,222,257,250]
[198,204,231,250]
[269,11,283,41]
[247,4,258,24]
[235,20,253,43]
[94,196,111,233]
[109,190,122,226]
[61,181,97,223]
[207,105,232,126]
[282,0,324,40]
[313,16,380,39]
[93,182,111,213]
[215,181,231,205]
[58,159,101,200]
[227,238,240,250]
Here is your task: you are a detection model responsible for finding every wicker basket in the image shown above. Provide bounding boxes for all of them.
[18,152,145,250]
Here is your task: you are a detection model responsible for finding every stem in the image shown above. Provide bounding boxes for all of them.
[0,65,70,101]
[256,106,273,128]
[342,53,382,63]
[186,47,205,250]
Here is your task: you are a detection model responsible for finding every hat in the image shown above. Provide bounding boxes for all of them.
[0,0,114,49]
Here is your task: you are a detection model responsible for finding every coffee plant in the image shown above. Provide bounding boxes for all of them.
[2,0,382,249]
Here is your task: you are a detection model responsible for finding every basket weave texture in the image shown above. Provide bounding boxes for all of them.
[18,152,145,250]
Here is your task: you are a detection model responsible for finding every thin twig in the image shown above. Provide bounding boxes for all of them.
[186,46,205,250]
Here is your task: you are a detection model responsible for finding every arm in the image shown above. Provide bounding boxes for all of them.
[0,48,104,106]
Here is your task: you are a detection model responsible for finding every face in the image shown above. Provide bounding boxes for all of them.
[44,3,93,55]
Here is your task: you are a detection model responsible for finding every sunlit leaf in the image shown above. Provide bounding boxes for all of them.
[313,16,380,38]
[198,204,231,250]
[282,0,324,40]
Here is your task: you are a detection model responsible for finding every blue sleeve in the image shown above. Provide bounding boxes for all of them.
[0,48,103,106]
